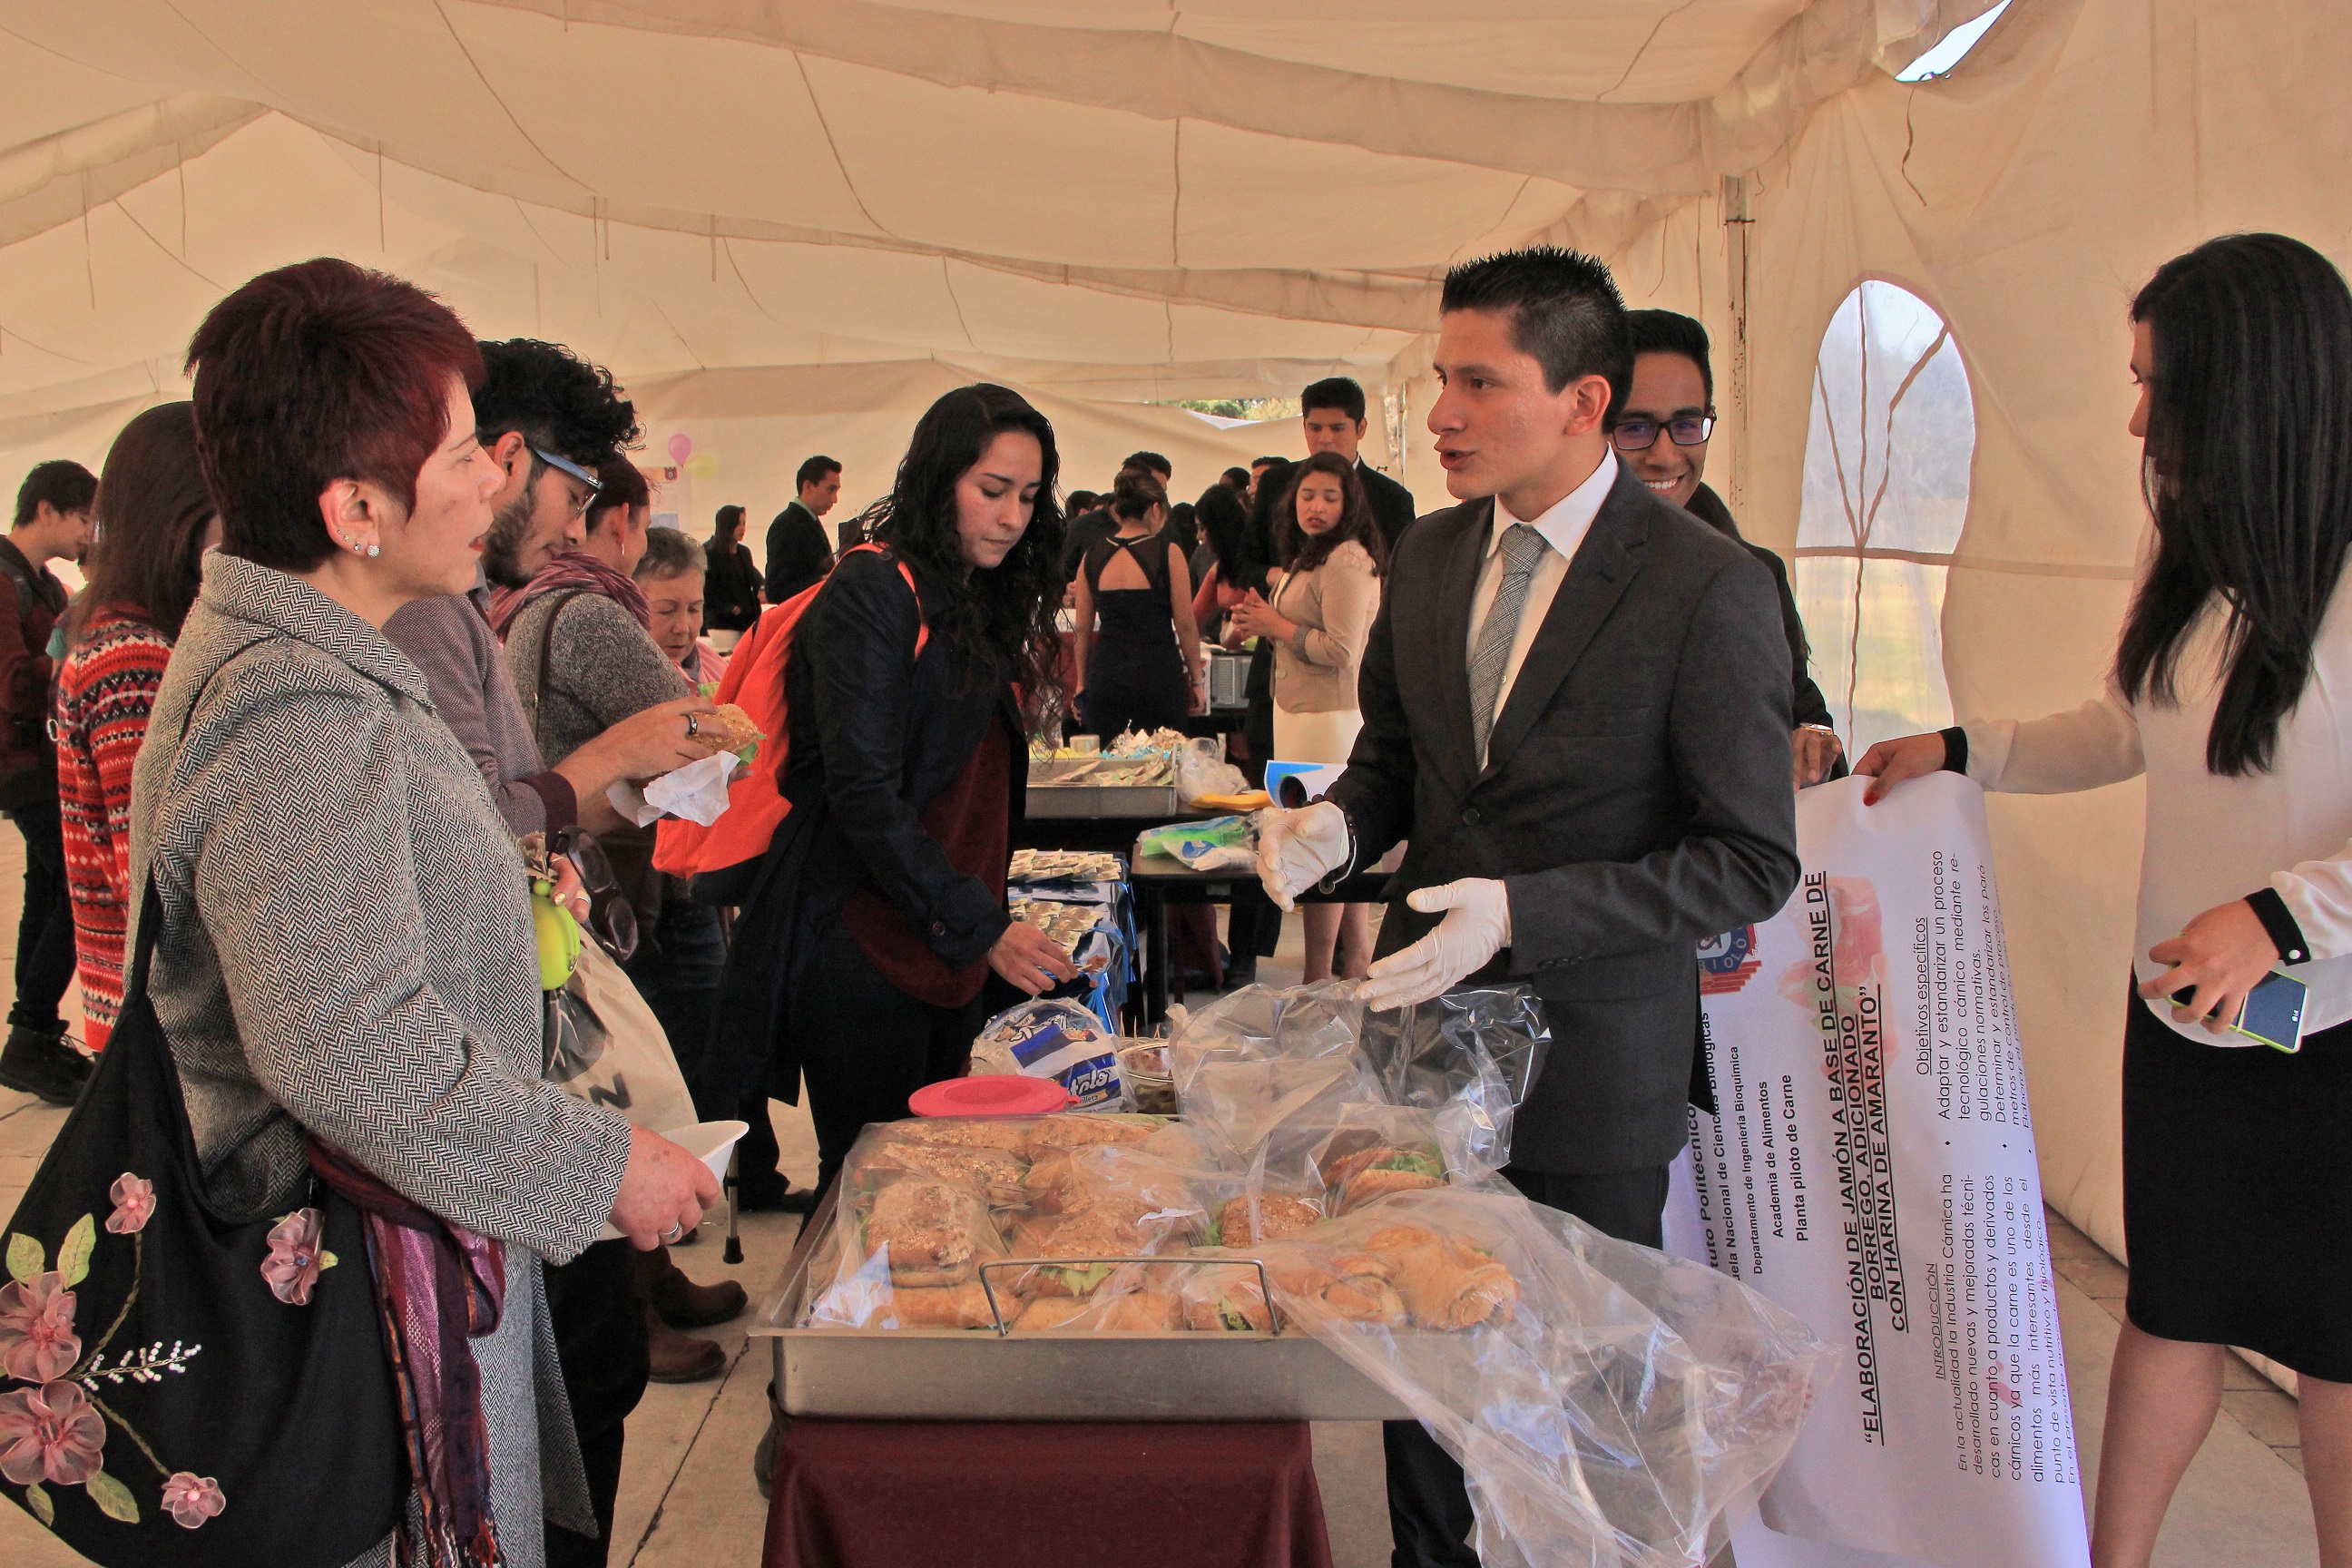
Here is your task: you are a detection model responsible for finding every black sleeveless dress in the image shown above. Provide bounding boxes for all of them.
[1080,529,1189,740]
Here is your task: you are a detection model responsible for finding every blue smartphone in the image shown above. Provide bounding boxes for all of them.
[2171,970,2308,1053]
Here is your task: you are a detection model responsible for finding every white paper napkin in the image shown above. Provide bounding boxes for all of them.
[605,749,740,828]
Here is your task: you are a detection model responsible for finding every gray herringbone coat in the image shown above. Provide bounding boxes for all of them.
[128,552,635,1564]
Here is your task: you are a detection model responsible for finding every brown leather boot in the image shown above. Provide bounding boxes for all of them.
[642,1243,748,1329]
[645,1308,726,1383]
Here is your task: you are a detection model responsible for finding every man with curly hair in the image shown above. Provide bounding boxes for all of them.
[379,338,733,1568]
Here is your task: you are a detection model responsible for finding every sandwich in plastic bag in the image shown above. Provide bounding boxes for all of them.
[1248,1187,1828,1568]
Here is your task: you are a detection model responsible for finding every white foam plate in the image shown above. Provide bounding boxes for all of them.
[597,1118,750,1243]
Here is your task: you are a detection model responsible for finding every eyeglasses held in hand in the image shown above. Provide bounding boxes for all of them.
[1611,416,1715,451]
[551,827,639,965]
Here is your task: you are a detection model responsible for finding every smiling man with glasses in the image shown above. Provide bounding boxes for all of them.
[1618,309,1846,786]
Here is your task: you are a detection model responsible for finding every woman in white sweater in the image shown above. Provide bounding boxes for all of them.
[1860,233,2352,1568]
[1226,451,1387,980]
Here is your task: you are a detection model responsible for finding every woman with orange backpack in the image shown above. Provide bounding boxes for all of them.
[706,384,1080,1198]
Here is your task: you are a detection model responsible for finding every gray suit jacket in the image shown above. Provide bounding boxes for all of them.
[1327,464,1798,1173]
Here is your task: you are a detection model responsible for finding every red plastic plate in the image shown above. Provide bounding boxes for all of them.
[908,1074,1073,1118]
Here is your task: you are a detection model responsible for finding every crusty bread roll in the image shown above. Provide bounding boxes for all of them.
[702,702,763,752]
[1216,1193,1323,1247]
[865,1181,990,1288]
[1361,1223,1518,1330]
[886,1282,998,1329]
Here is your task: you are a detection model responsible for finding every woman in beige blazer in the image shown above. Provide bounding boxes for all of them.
[1226,450,1388,979]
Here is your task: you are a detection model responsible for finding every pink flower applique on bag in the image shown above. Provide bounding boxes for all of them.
[259,1209,338,1307]
[3,1173,220,1530]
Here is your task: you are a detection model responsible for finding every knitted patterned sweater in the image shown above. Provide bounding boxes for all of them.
[56,606,173,1049]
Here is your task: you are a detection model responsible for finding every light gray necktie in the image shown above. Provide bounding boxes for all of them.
[1468,522,1549,760]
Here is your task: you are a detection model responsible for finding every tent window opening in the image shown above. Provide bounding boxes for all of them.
[1896,0,2013,81]
[1793,280,1975,755]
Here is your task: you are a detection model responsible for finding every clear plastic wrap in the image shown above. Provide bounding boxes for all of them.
[805,1167,1014,1330]
[1257,1189,1830,1568]
[801,1113,1203,1332]
[1357,985,1550,1171]
[1164,981,1381,1162]
[798,984,1828,1563]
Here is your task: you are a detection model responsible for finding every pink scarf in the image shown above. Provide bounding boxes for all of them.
[308,1139,506,1568]
[486,551,651,641]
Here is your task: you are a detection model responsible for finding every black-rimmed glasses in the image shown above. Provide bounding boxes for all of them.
[1611,416,1715,451]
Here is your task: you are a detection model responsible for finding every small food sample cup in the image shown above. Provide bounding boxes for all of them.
[1118,1043,1177,1114]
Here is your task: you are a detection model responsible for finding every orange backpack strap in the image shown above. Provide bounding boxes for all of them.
[651,544,929,880]
[843,542,929,663]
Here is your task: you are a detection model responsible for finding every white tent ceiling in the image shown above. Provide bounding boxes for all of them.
[2,0,2347,1262]
[0,0,1986,432]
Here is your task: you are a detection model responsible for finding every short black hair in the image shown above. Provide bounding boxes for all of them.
[1300,377,1367,423]
[1440,246,1631,400]
[1220,466,1250,491]
[1122,450,1172,479]
[1251,456,1284,471]
[1625,309,1714,404]
[475,338,640,469]
[1066,489,1100,514]
[796,454,841,491]
[15,460,97,529]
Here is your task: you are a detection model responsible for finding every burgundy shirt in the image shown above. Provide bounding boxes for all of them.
[840,720,1012,1006]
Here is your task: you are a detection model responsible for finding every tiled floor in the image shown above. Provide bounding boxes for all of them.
[0,825,2323,1565]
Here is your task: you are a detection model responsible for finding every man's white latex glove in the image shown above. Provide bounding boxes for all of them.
[1357,878,1512,1011]
[1256,801,1352,912]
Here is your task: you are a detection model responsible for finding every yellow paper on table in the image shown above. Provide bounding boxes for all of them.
[1191,790,1271,813]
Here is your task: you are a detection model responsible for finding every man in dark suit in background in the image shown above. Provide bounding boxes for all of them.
[1301,375,1418,554]
[1616,309,1847,787]
[764,454,840,603]
[1258,249,1799,1568]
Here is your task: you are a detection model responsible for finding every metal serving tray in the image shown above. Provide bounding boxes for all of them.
[1024,782,1183,818]
[751,1192,1413,1423]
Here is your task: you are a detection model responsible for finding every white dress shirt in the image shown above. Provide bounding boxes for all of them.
[1465,449,1619,763]
[1963,583,2352,1044]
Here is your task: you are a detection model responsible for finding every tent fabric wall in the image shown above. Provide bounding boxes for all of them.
[0,0,2337,1259]
[1663,0,2352,1259]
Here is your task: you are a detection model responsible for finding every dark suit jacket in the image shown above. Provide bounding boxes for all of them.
[764,501,834,603]
[1682,483,1842,750]
[1326,464,1799,1174]
[1356,459,1418,555]
[1059,507,1116,583]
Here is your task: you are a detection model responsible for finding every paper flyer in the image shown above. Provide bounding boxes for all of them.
[1664,773,2091,1568]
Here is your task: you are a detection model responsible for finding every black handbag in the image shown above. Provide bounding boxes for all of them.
[0,878,403,1564]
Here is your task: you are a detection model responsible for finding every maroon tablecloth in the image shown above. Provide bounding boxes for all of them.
[762,1417,1334,1568]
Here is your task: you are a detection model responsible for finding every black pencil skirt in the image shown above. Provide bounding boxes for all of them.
[2122,981,2352,1381]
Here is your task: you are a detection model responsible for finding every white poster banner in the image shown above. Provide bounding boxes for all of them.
[1663,773,2091,1568]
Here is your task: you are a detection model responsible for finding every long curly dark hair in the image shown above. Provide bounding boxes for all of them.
[1276,450,1389,577]
[2116,233,2352,776]
[868,384,1067,720]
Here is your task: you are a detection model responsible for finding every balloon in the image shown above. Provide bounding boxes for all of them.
[685,453,720,479]
[667,433,692,464]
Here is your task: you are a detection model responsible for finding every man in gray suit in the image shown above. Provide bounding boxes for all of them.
[1258,248,1799,1567]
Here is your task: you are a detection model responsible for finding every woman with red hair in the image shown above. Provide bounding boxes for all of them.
[137,259,714,1566]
